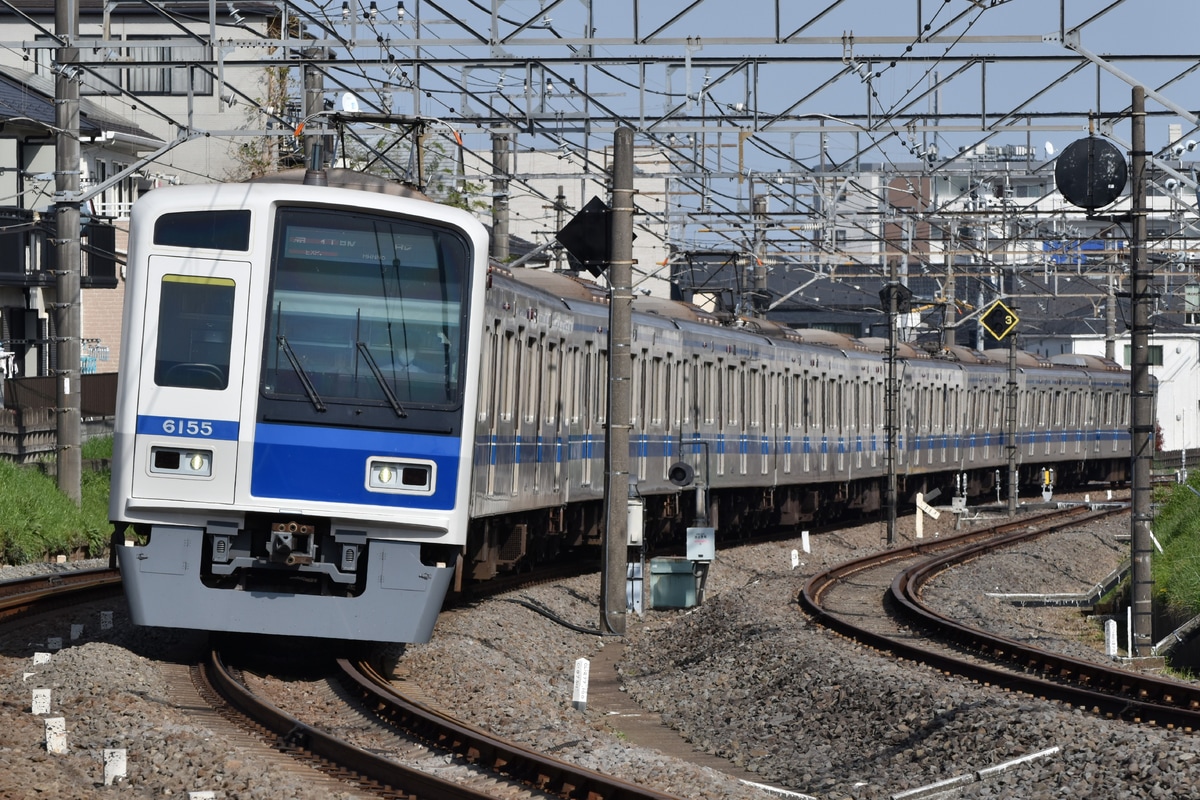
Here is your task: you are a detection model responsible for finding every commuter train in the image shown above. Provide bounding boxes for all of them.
[109,169,1134,643]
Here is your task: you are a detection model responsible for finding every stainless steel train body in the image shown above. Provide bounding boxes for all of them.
[464,266,1133,580]
[111,175,1134,641]
[110,177,490,642]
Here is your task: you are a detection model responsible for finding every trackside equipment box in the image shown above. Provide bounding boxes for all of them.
[649,557,697,608]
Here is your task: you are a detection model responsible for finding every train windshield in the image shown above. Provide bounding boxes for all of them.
[262,207,470,418]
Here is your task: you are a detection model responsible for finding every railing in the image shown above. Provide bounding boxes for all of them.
[0,373,117,462]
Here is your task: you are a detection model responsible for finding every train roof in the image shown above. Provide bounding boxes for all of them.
[495,266,1127,373]
[856,337,929,359]
[248,168,429,198]
[981,348,1054,368]
[1048,353,1125,371]
[498,266,608,303]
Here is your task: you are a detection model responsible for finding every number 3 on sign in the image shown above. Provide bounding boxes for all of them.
[162,418,214,437]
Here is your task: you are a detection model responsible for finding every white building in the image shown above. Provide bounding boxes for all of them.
[0,0,280,195]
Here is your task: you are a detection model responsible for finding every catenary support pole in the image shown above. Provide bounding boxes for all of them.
[1130,86,1155,657]
[1006,331,1018,517]
[491,132,509,262]
[54,0,82,504]
[884,262,898,546]
[601,126,635,635]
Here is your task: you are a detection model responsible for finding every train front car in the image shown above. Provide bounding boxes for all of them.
[109,178,489,643]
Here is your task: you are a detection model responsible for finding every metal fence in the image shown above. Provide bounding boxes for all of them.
[0,373,118,462]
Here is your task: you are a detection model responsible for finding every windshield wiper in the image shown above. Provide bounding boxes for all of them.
[356,341,408,418]
[276,335,326,412]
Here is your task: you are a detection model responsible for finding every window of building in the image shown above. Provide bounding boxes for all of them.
[1123,344,1163,366]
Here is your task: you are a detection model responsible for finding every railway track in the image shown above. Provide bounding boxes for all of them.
[9,506,1196,798]
[0,564,689,798]
[801,504,1200,731]
[0,566,122,623]
[197,645,690,800]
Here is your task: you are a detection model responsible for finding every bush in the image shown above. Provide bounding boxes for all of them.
[1151,472,1200,615]
[0,456,111,566]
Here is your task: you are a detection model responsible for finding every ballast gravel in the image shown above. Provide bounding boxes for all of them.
[2,501,1199,800]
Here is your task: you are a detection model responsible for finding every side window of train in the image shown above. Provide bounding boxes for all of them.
[631,350,645,426]
[562,345,577,424]
[499,329,516,422]
[543,339,559,426]
[703,361,716,425]
[154,274,234,391]
[524,333,540,424]
[580,346,592,425]
[480,325,497,423]
[595,348,608,425]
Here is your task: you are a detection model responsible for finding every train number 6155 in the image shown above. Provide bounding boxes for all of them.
[163,418,214,437]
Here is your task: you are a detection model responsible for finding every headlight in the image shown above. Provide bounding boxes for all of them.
[150,446,213,477]
[366,458,435,494]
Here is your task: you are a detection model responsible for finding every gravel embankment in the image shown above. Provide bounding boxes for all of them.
[3,503,1199,799]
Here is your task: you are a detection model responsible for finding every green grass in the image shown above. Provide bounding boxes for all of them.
[0,436,112,565]
[1151,472,1200,616]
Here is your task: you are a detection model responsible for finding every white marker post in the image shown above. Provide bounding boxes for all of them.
[915,493,941,540]
[1105,619,1118,658]
[47,636,62,651]
[790,549,800,570]
[70,624,83,641]
[572,657,590,712]
[103,749,127,786]
[33,652,51,666]
[31,688,51,715]
[801,530,810,554]
[100,611,113,631]
[44,717,66,754]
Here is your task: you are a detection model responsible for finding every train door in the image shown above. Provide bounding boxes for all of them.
[129,255,251,506]
[782,371,795,476]
[522,331,544,498]
[496,327,519,497]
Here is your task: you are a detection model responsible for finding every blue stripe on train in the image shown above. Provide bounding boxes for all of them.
[251,423,460,510]
[471,429,1129,466]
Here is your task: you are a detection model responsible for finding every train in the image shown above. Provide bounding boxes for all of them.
[109,169,1135,643]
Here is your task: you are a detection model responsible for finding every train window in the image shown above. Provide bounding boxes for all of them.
[524,334,541,424]
[154,209,251,251]
[581,348,593,425]
[729,364,742,427]
[261,207,470,415]
[686,359,696,429]
[154,274,234,390]
[480,325,497,423]
[748,369,760,428]
[502,331,517,421]
[631,352,644,427]
[543,339,559,426]
[662,358,673,430]
[703,361,716,425]
[595,348,608,425]
[562,346,577,424]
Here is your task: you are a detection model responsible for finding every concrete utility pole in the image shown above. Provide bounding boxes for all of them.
[1129,86,1155,658]
[1006,331,1018,517]
[883,260,899,546]
[491,132,510,262]
[55,0,82,504]
[601,127,635,636]
[303,48,327,169]
[752,194,768,315]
